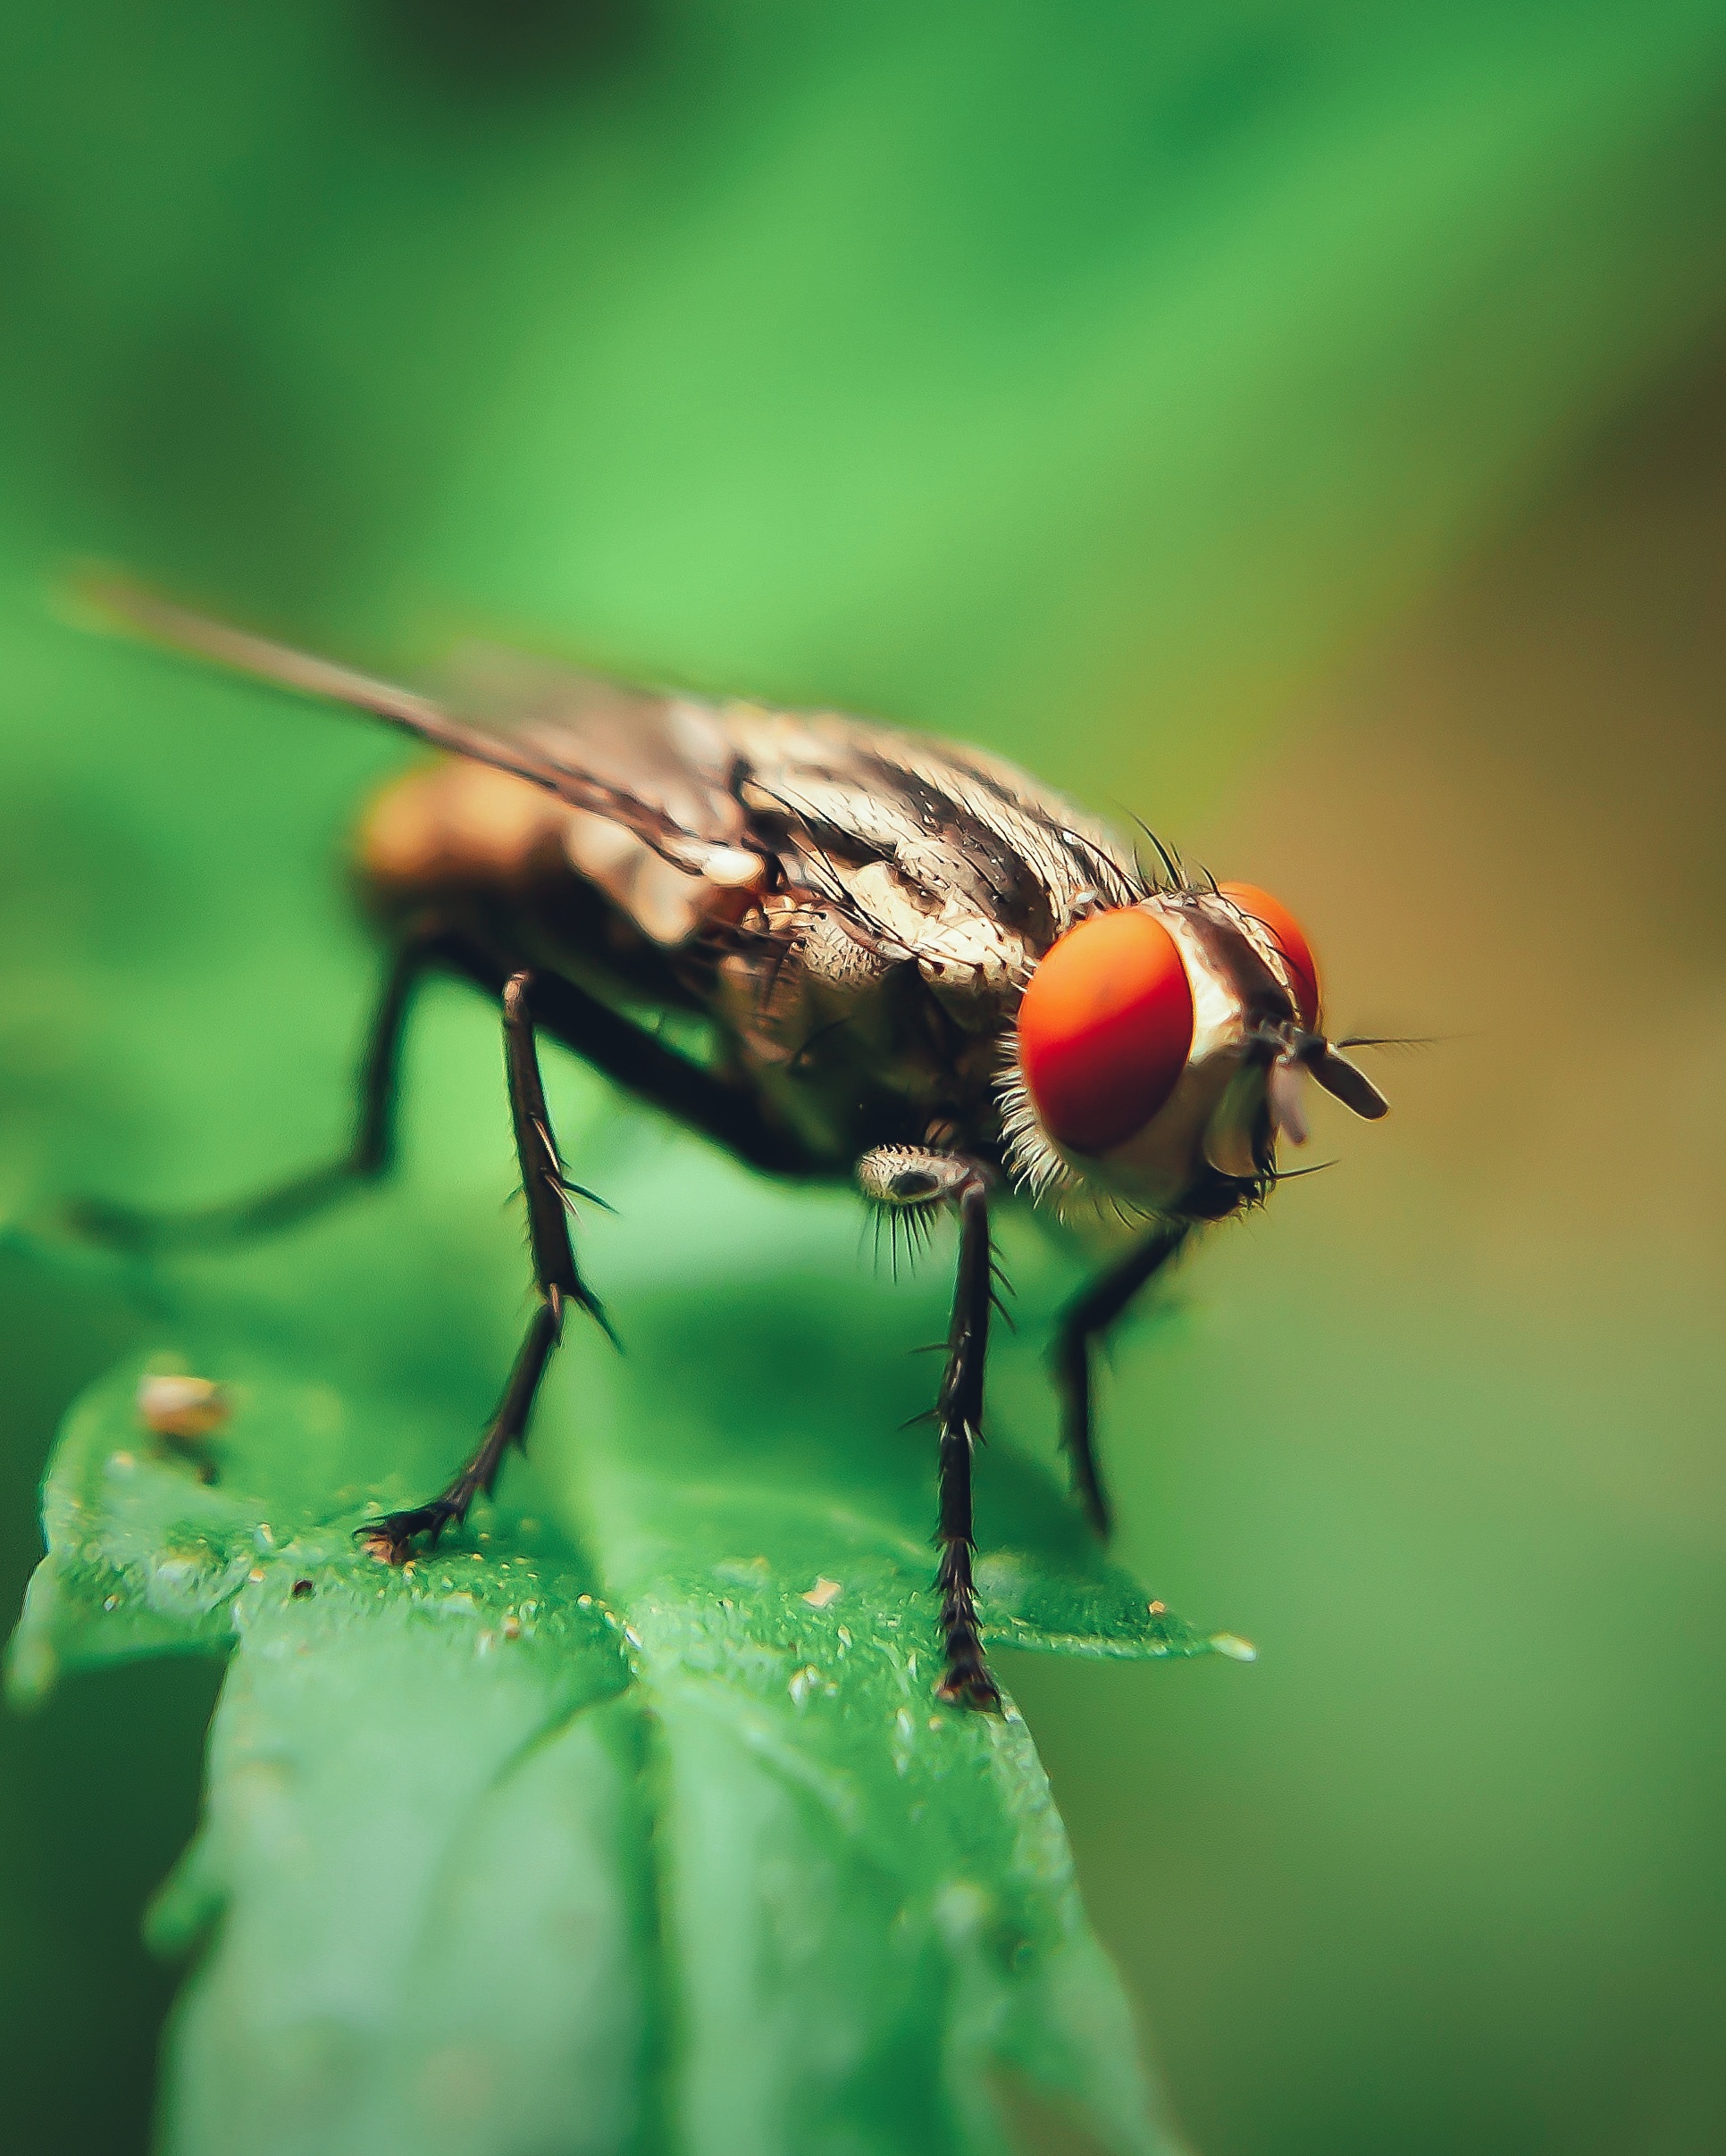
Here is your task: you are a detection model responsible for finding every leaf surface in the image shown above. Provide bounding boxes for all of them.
[10,1146,1242,2154]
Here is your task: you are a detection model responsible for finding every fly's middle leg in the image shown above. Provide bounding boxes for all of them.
[361,971,611,1562]
[859,1144,1001,1712]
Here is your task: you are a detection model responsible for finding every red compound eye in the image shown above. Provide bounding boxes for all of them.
[1018,908,1194,1154]
[1219,882,1321,1029]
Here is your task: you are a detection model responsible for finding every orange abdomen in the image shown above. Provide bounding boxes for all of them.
[356,761,572,908]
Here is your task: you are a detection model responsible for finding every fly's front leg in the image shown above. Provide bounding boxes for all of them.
[71,926,445,1250]
[361,971,609,1562]
[1052,1221,1190,1538]
[859,1145,1001,1711]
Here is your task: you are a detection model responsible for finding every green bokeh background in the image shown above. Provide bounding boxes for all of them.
[4,4,1726,2151]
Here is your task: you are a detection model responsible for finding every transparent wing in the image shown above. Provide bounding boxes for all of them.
[75,573,724,876]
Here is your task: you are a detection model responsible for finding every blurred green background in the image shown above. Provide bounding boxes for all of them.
[4,4,1726,2151]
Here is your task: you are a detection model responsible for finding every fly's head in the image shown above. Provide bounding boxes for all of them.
[1001,882,1388,1220]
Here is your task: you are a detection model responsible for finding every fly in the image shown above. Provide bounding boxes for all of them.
[75,578,1390,1710]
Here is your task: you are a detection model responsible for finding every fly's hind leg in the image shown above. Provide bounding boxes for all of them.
[860,1144,1001,1712]
[71,925,445,1251]
[1052,1221,1190,1538]
[361,971,609,1562]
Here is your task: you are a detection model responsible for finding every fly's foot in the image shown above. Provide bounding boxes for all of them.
[935,1534,1003,1712]
[357,1498,469,1565]
[935,1656,1003,1714]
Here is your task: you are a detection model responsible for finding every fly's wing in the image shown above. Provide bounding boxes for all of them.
[77,575,737,881]
[435,645,768,946]
[428,654,1150,999]
[79,575,1148,992]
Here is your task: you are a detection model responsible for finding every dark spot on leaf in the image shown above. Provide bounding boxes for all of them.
[371,0,652,98]
[290,1578,314,1600]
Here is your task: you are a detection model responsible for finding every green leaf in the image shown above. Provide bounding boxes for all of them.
[9,1148,1243,2155]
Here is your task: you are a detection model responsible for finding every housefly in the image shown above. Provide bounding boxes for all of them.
[77,579,1388,1710]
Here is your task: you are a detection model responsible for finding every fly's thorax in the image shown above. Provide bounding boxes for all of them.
[1002,890,1307,1216]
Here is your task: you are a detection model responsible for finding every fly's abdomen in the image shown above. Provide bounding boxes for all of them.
[356,761,570,908]
[354,760,713,1017]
